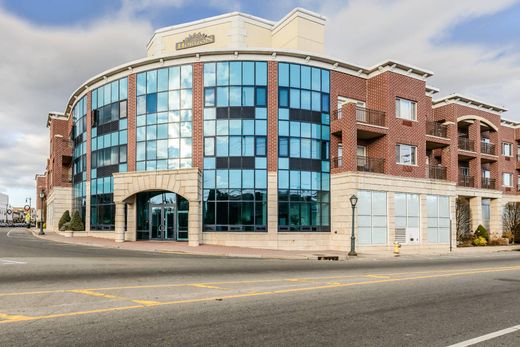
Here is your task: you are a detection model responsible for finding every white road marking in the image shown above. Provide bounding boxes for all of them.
[447,325,520,347]
[0,259,27,265]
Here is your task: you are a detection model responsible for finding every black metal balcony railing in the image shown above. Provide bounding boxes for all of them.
[331,109,341,121]
[480,141,496,155]
[481,177,496,190]
[458,137,475,152]
[332,156,343,168]
[458,175,475,187]
[426,121,448,138]
[355,107,386,127]
[428,165,447,180]
[357,156,385,173]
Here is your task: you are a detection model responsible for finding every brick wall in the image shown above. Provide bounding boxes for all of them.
[192,63,203,169]
[267,61,278,172]
[127,74,137,172]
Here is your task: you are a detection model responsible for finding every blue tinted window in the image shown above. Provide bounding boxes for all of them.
[290,89,300,109]
[311,91,321,111]
[255,87,266,107]
[137,73,146,95]
[229,86,241,106]
[255,62,267,86]
[147,70,157,93]
[321,70,330,93]
[242,87,254,106]
[217,62,229,85]
[158,68,168,92]
[217,87,229,107]
[279,63,289,87]
[322,94,330,113]
[256,137,266,156]
[146,93,157,113]
[279,88,289,108]
[301,90,311,110]
[279,138,288,157]
[243,62,255,85]
[242,136,254,156]
[205,88,215,107]
[311,68,321,91]
[204,63,216,87]
[230,62,242,85]
[229,137,241,156]
[290,64,300,88]
[301,66,311,89]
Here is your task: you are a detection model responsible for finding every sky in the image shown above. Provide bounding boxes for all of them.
[0,0,519,206]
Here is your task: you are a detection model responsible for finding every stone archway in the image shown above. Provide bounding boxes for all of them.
[113,168,202,246]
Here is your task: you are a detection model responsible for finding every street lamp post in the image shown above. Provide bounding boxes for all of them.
[39,191,45,235]
[348,194,358,256]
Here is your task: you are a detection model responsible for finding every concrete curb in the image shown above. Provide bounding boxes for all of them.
[25,228,520,261]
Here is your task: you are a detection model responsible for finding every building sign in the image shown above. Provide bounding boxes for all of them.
[176,32,215,50]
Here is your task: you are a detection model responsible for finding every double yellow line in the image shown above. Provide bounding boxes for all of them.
[0,265,519,325]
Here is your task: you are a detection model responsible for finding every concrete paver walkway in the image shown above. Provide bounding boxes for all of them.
[29,229,520,260]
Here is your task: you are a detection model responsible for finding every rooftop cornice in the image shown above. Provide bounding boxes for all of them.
[433,93,507,114]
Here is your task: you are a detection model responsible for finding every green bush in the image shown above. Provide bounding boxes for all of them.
[58,210,71,230]
[69,210,85,231]
[473,236,488,246]
[474,224,489,241]
[60,222,71,232]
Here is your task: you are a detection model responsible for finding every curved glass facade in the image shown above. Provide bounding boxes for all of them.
[72,95,87,223]
[202,61,268,231]
[135,65,193,171]
[277,62,330,232]
[90,77,128,230]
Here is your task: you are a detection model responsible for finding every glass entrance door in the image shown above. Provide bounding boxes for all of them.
[149,204,187,241]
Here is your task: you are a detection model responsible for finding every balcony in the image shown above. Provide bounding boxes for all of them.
[426,122,448,138]
[356,107,386,127]
[61,172,72,184]
[427,165,447,180]
[458,137,475,152]
[357,156,385,173]
[481,178,496,190]
[331,109,341,121]
[458,175,475,187]
[480,141,496,155]
[331,156,343,169]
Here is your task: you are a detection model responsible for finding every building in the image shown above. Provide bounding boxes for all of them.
[0,193,10,222]
[36,8,519,251]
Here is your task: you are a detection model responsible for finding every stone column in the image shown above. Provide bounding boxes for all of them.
[126,197,137,241]
[115,202,125,243]
[489,198,503,239]
[469,196,483,232]
[267,172,278,247]
[188,199,201,247]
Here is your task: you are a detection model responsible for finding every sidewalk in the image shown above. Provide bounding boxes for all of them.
[30,229,520,260]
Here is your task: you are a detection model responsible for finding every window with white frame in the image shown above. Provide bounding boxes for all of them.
[396,98,417,121]
[503,172,513,187]
[357,190,387,245]
[427,195,450,243]
[502,142,512,157]
[396,144,417,165]
[395,193,420,230]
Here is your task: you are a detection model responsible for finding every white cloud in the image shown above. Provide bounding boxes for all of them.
[0,7,153,205]
[322,0,520,116]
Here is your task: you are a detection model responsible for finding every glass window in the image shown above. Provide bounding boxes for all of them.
[243,62,255,85]
[157,68,168,92]
[503,173,513,187]
[169,66,180,90]
[243,87,254,106]
[229,86,241,106]
[279,63,289,87]
[217,62,229,85]
[290,64,300,88]
[204,63,216,87]
[279,88,289,108]
[205,88,215,107]
[230,62,242,85]
[256,137,266,156]
[181,65,192,88]
[503,142,512,157]
[290,89,300,109]
[396,144,417,165]
[255,62,267,86]
[217,87,229,107]
[396,98,417,121]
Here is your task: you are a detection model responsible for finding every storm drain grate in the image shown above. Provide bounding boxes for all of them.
[316,255,339,261]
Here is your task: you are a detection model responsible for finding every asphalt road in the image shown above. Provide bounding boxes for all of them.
[1,227,520,347]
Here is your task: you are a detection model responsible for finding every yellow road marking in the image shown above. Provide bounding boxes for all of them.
[0,265,519,298]
[0,265,519,325]
[190,283,227,290]
[366,275,391,279]
[68,289,122,300]
[0,312,32,322]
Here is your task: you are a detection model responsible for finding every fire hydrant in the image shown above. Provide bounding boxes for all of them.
[393,242,401,256]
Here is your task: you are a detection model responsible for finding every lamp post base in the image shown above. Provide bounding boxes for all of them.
[348,250,357,256]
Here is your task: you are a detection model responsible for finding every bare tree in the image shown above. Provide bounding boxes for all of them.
[503,202,520,244]
[456,197,472,241]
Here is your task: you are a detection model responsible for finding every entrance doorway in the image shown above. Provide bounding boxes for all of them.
[136,191,189,241]
[150,205,188,241]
